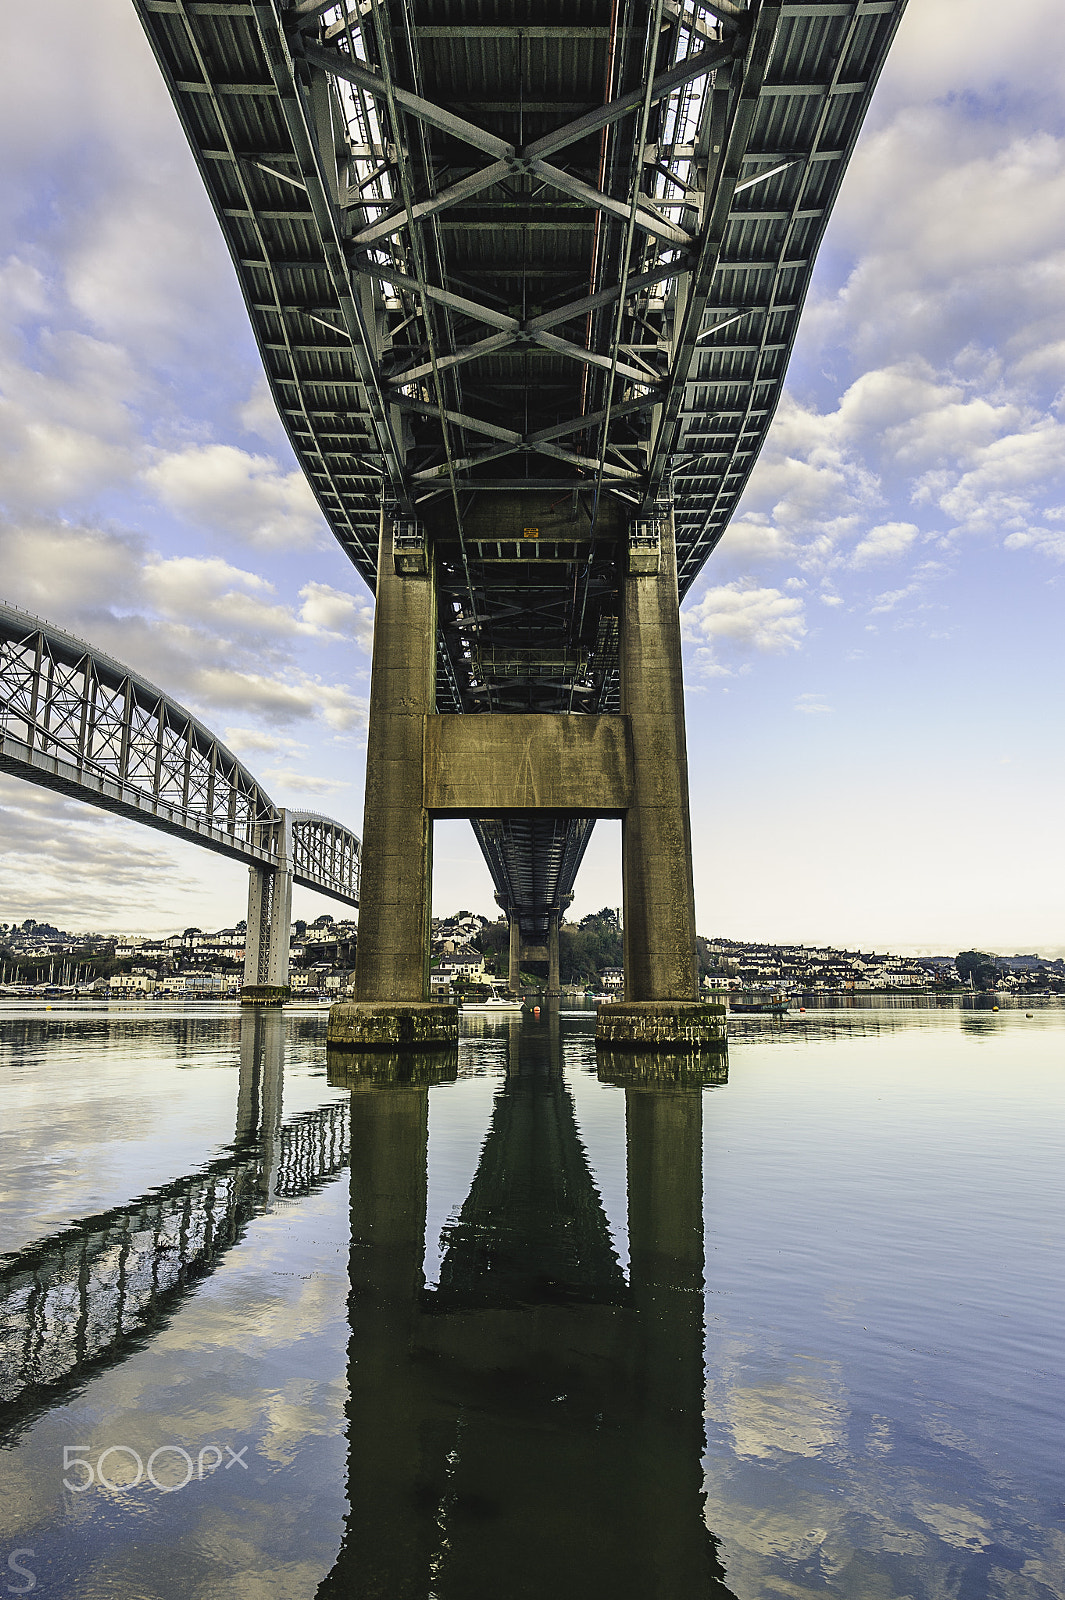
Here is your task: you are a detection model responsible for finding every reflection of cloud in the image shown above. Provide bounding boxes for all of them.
[725,1375,846,1460]
[700,1331,1054,1600]
[911,1500,992,1553]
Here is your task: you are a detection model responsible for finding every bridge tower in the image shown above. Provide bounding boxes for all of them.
[329,507,724,1052]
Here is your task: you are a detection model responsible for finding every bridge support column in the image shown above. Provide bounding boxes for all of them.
[546,911,561,1001]
[508,914,521,994]
[329,514,457,1053]
[242,813,293,1006]
[597,509,724,1051]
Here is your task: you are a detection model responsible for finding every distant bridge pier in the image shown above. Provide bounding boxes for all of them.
[503,901,563,1000]
[242,812,293,1006]
[508,913,521,995]
[547,911,561,1002]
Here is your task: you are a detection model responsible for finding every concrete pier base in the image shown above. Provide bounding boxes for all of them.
[327,1000,458,1052]
[595,1001,727,1053]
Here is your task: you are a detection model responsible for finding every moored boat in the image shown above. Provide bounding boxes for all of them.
[729,993,789,1016]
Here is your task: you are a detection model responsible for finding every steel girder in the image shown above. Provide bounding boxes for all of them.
[0,603,361,908]
[134,0,906,928]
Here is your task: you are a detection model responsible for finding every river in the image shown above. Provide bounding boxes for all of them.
[1,999,1062,1598]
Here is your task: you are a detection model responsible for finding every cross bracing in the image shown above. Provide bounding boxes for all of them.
[0,602,360,909]
[134,0,905,934]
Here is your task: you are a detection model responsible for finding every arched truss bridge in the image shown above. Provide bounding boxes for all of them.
[133,0,905,935]
[0,602,360,909]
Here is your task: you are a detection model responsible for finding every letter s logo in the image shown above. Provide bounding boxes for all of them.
[6,1550,35,1594]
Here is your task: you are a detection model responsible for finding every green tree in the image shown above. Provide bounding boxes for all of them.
[956,950,998,990]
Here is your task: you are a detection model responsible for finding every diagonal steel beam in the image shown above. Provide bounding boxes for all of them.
[394,396,522,444]
[526,258,691,334]
[528,159,692,245]
[413,443,519,480]
[386,328,515,388]
[526,394,657,445]
[298,39,515,159]
[523,38,737,163]
[355,261,519,331]
[352,158,512,246]
[531,329,660,388]
[642,2,790,505]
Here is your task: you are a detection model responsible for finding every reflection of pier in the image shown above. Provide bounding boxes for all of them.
[322,1021,733,1598]
[0,1014,346,1442]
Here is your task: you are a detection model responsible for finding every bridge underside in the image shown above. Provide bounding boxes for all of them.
[135,0,905,1013]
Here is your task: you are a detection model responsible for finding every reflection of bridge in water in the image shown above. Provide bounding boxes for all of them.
[323,1017,732,1599]
[2,1008,732,1594]
[0,1013,347,1443]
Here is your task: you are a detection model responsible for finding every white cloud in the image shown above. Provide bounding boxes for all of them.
[683,582,807,676]
[1004,526,1065,561]
[869,585,919,615]
[223,727,308,759]
[0,778,208,930]
[0,323,141,513]
[0,518,145,614]
[850,521,919,566]
[261,768,348,798]
[238,376,288,447]
[298,581,375,652]
[795,694,833,716]
[143,444,327,550]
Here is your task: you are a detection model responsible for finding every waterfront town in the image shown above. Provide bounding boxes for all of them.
[2,909,1062,999]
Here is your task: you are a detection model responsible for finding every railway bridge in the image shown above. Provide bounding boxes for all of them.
[0,602,360,998]
[134,0,907,1045]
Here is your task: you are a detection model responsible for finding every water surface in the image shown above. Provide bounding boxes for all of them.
[1,1000,1062,1598]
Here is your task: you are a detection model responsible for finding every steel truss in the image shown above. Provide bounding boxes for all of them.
[0,602,360,909]
[134,0,905,933]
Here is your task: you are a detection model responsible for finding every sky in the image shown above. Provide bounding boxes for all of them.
[0,1,1063,953]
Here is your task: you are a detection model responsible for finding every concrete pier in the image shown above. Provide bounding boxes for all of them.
[508,914,521,994]
[330,507,722,1053]
[329,514,456,1050]
[547,911,561,1000]
[596,508,714,1049]
[242,812,292,1005]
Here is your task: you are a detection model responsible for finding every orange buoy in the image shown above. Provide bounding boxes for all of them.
[533,1005,540,1017]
